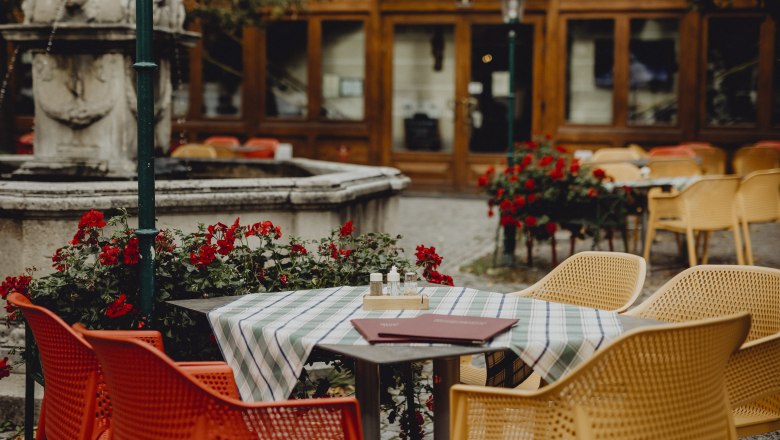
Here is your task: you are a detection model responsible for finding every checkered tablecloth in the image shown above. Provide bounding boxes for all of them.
[208,286,623,402]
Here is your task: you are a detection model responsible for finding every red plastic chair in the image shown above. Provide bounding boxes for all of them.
[243,137,279,159]
[82,329,364,440]
[7,292,238,440]
[648,145,697,159]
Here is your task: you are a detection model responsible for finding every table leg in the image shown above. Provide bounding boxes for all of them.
[354,359,381,440]
[432,356,459,440]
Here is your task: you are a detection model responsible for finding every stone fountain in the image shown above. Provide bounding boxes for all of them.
[0,0,410,279]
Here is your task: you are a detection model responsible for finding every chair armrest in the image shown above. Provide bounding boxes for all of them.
[508,286,535,297]
[72,323,164,350]
[180,363,241,400]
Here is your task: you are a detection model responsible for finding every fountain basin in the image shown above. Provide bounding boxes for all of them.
[0,157,410,278]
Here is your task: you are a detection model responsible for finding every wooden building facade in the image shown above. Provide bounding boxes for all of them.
[3,0,779,190]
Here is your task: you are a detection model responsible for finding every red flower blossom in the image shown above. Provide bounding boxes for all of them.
[499,199,513,213]
[508,175,518,183]
[190,244,216,269]
[123,237,140,265]
[500,215,515,227]
[496,188,504,198]
[52,248,68,272]
[0,275,31,300]
[587,187,599,198]
[514,195,526,208]
[105,294,133,318]
[592,168,606,180]
[545,223,557,234]
[548,168,564,180]
[70,209,106,245]
[486,166,495,175]
[0,357,11,379]
[487,208,494,218]
[339,221,355,237]
[99,244,121,266]
[525,216,537,227]
[246,220,282,239]
[528,194,537,203]
[538,155,553,167]
[570,161,581,174]
[477,174,488,187]
[426,395,434,412]
[280,274,289,287]
[415,245,443,270]
[521,154,533,167]
[154,231,176,253]
[555,145,567,153]
[290,244,308,255]
[524,179,536,191]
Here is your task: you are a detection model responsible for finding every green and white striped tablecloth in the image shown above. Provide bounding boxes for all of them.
[208,286,623,402]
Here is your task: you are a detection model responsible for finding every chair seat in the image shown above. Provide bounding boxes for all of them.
[734,408,780,438]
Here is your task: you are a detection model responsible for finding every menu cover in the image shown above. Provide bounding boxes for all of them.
[351,314,518,345]
[350,318,417,343]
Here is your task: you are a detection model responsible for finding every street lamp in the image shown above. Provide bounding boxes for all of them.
[500,0,523,266]
[501,0,523,167]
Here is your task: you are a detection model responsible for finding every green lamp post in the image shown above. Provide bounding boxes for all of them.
[500,0,524,266]
[135,0,158,318]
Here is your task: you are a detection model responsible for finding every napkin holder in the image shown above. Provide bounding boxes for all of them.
[363,294,429,311]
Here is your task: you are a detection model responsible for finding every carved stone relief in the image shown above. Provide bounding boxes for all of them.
[22,0,186,29]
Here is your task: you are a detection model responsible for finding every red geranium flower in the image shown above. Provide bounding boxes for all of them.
[587,187,599,198]
[52,248,69,272]
[339,221,355,237]
[525,216,537,227]
[538,155,553,167]
[70,209,106,245]
[105,294,133,318]
[545,223,557,234]
[290,244,307,255]
[592,168,606,180]
[500,215,515,227]
[514,195,526,208]
[477,174,488,187]
[525,179,536,191]
[190,244,216,268]
[0,357,11,379]
[123,237,140,265]
[99,244,121,266]
[570,161,581,174]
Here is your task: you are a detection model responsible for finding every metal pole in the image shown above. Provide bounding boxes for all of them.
[135,0,158,318]
[506,26,516,166]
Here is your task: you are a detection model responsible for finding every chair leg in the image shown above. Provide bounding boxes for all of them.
[741,220,754,266]
[686,228,698,267]
[732,221,745,265]
[643,220,655,262]
[700,232,710,265]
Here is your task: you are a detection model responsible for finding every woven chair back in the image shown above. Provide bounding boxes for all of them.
[647,157,702,178]
[596,162,642,181]
[738,169,780,223]
[171,144,217,158]
[626,265,780,341]
[734,145,780,176]
[591,148,641,162]
[511,251,646,313]
[451,313,749,439]
[83,330,363,440]
[7,292,107,440]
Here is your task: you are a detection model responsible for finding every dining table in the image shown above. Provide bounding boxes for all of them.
[169,285,657,440]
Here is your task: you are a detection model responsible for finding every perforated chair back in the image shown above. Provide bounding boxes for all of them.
[736,169,780,265]
[595,162,642,182]
[685,143,727,175]
[627,143,648,159]
[510,251,646,313]
[734,145,780,176]
[625,265,780,341]
[451,313,750,439]
[83,330,363,440]
[647,157,702,178]
[591,148,641,163]
[171,144,217,158]
[7,292,107,440]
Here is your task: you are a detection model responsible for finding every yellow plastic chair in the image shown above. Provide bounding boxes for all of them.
[591,147,642,163]
[736,169,780,265]
[451,313,750,440]
[733,145,780,177]
[627,143,648,159]
[595,162,642,182]
[623,265,780,437]
[647,157,702,178]
[171,144,218,159]
[685,143,727,175]
[643,175,744,267]
[460,252,647,387]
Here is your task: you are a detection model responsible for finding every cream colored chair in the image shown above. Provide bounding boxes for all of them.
[627,143,648,159]
[733,145,780,177]
[624,265,780,438]
[685,143,727,175]
[460,252,646,387]
[643,175,744,267]
[591,147,641,163]
[647,157,702,178]
[451,313,750,440]
[736,169,780,265]
[595,162,642,182]
[171,144,218,158]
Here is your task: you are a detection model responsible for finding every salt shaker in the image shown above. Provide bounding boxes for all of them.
[403,272,418,295]
[369,272,383,296]
[387,266,400,296]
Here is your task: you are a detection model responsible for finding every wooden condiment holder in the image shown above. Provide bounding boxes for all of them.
[362,294,429,311]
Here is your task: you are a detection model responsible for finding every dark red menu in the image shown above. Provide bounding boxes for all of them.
[351,314,518,344]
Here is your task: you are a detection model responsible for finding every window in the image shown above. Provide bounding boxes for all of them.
[201,26,243,118]
[265,21,308,118]
[321,21,365,120]
[565,19,615,125]
[171,42,190,119]
[14,49,33,116]
[628,19,679,126]
[706,17,760,126]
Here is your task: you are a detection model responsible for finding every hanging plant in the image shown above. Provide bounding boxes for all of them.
[184,0,308,31]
